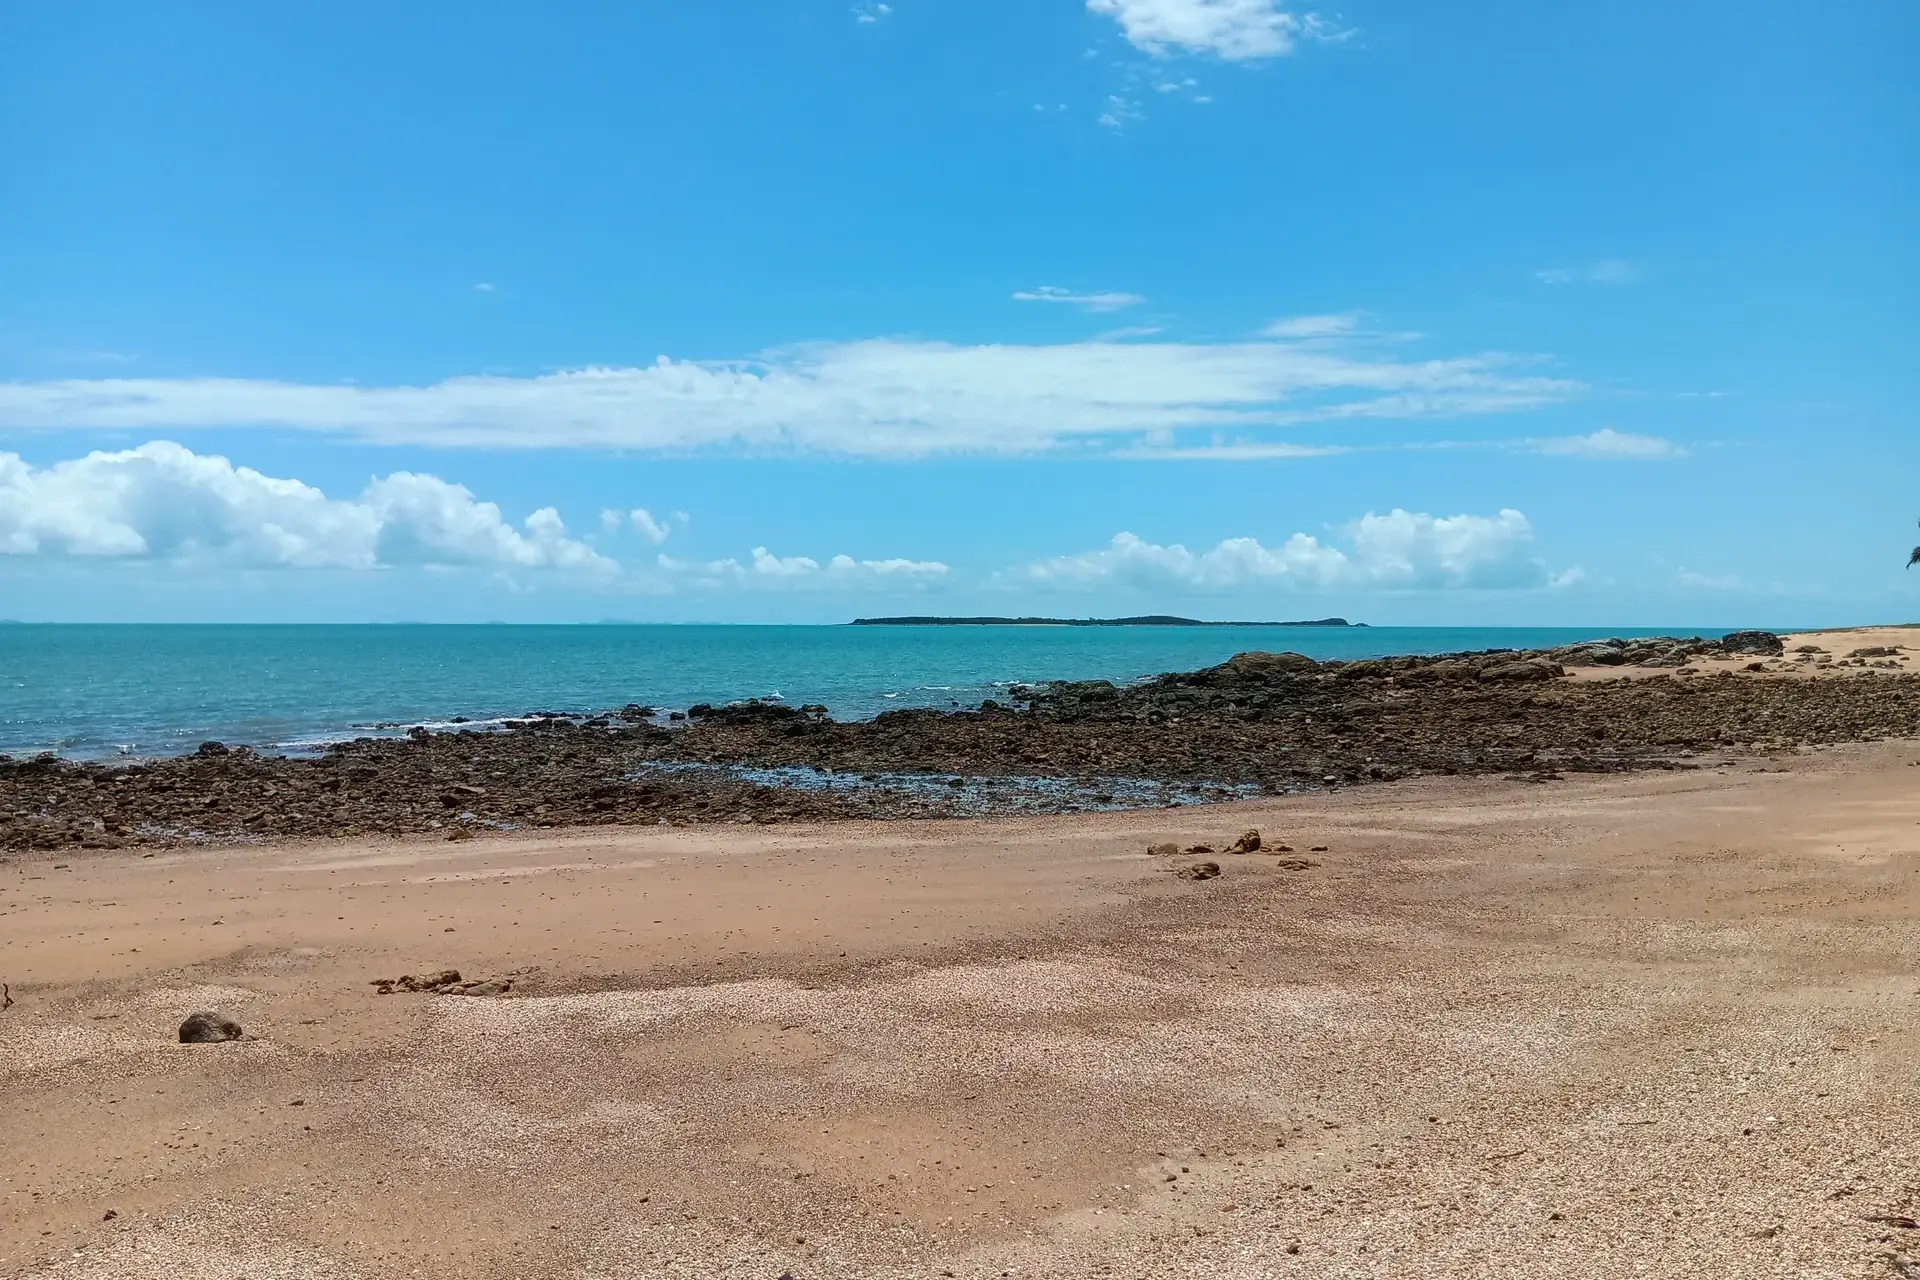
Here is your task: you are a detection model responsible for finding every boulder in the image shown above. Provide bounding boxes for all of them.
[178,1010,243,1044]
[1226,829,1262,854]
[1720,630,1784,656]
[1219,652,1320,681]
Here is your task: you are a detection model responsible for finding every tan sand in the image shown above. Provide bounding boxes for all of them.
[6,742,1920,1278]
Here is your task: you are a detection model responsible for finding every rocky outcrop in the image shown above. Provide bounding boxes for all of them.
[7,630,1919,849]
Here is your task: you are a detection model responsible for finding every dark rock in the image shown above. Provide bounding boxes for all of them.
[1720,630,1784,656]
[1174,861,1221,881]
[178,1010,243,1043]
[1226,828,1262,854]
[195,742,229,757]
[1480,659,1565,682]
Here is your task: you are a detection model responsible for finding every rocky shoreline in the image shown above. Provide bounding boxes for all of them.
[7,630,1920,852]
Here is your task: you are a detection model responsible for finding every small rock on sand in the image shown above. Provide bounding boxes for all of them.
[1174,861,1221,881]
[178,1010,244,1043]
[1271,857,1318,872]
[1227,829,1262,854]
[1147,842,1180,857]
[371,969,514,997]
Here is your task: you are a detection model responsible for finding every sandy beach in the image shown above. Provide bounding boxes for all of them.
[7,692,1920,1277]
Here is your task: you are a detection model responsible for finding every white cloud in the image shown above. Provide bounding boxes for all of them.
[1014,285,1146,312]
[1088,0,1349,60]
[1116,441,1351,459]
[0,333,1579,458]
[1261,311,1365,339]
[1530,428,1684,460]
[854,1,891,22]
[1010,509,1554,591]
[0,441,615,576]
[472,282,496,293]
[629,508,672,544]
[1096,94,1145,129]
[657,547,949,591]
[1534,259,1638,286]
[1676,568,1743,591]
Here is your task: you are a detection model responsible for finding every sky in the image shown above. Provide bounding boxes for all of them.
[1,0,1915,625]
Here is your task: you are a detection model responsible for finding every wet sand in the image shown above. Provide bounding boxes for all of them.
[6,736,1920,1278]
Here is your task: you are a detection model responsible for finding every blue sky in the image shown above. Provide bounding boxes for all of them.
[1,0,1914,624]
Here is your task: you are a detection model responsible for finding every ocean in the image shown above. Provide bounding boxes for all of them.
[1,623,1735,761]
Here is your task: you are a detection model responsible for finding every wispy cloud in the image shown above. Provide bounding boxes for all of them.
[0,330,1580,459]
[1529,428,1684,460]
[853,1,891,23]
[1261,311,1365,339]
[472,282,496,293]
[1088,0,1354,61]
[1116,441,1351,460]
[1097,93,1145,129]
[1677,568,1743,591]
[1012,285,1147,312]
[1006,509,1558,592]
[1534,259,1639,286]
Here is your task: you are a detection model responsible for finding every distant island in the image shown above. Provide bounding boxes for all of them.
[850,615,1362,627]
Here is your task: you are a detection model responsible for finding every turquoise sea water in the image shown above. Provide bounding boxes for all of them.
[0,623,1737,761]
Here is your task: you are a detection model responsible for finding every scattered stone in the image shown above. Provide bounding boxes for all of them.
[1174,861,1221,881]
[444,827,474,842]
[1850,646,1902,659]
[178,1010,243,1043]
[1184,844,1215,855]
[1226,829,1262,854]
[1146,842,1181,857]
[1271,857,1318,871]
[371,969,513,997]
[1309,845,1329,852]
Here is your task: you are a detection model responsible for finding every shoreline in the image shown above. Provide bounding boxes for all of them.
[5,628,1920,852]
[0,623,1799,765]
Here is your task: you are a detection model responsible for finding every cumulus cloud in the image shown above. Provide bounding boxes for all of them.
[1009,509,1556,591]
[0,442,614,575]
[1088,0,1350,60]
[1535,259,1638,286]
[1530,428,1684,460]
[629,508,673,544]
[0,334,1579,458]
[1012,285,1146,312]
[657,548,949,591]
